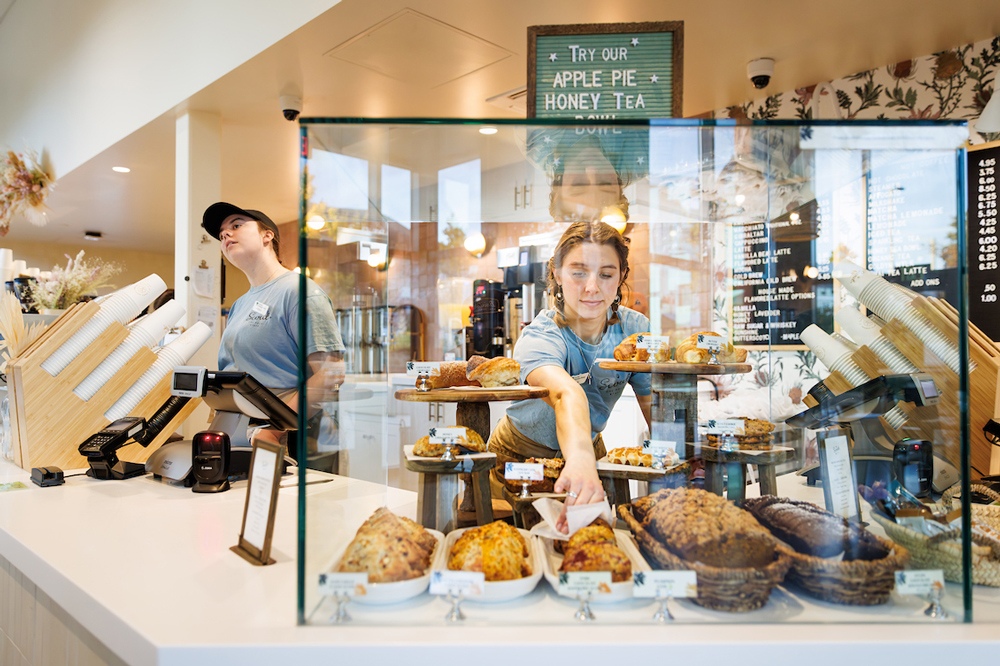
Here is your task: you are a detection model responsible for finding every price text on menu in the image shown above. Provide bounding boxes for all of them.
[969,143,1000,340]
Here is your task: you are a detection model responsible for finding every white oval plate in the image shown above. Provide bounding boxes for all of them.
[329,529,444,606]
[539,529,650,604]
[434,526,542,603]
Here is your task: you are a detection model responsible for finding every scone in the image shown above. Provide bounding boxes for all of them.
[413,426,486,456]
[613,333,650,362]
[448,520,531,581]
[466,356,520,388]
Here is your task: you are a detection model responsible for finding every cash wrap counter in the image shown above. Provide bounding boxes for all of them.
[0,460,999,665]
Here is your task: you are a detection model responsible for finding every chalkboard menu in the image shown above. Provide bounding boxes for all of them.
[969,141,1000,341]
[527,22,683,119]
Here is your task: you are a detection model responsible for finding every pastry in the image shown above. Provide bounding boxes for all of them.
[426,360,481,389]
[744,496,890,561]
[336,508,437,582]
[413,426,486,456]
[448,520,531,581]
[613,332,651,362]
[706,418,776,450]
[674,332,746,364]
[606,446,653,467]
[640,488,776,568]
[502,457,564,494]
[557,518,631,582]
[466,356,520,388]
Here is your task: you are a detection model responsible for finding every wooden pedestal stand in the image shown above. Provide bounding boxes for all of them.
[816,297,1000,477]
[6,302,201,471]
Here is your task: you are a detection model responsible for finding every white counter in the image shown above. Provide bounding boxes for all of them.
[0,459,999,665]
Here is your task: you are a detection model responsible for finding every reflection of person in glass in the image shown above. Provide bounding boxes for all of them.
[548,134,631,224]
[202,202,345,450]
[488,222,652,532]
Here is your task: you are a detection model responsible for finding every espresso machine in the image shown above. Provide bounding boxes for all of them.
[467,279,505,359]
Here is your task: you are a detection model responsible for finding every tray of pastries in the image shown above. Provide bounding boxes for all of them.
[409,425,487,458]
[538,518,649,603]
[436,520,542,602]
[331,507,444,605]
[702,418,778,451]
[618,488,791,612]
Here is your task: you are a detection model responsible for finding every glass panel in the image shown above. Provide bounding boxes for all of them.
[299,119,981,626]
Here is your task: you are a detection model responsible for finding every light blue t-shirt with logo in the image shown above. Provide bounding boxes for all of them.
[218,271,343,390]
[504,306,652,452]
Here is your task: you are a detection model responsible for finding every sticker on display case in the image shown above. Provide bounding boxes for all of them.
[894,569,945,596]
[406,361,440,376]
[429,427,466,445]
[704,419,746,436]
[504,462,544,481]
[635,334,670,354]
[557,571,613,598]
[317,572,368,598]
[632,570,697,598]
[430,570,485,597]
[696,334,724,352]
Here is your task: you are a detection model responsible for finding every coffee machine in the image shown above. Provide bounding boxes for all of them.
[467,279,505,359]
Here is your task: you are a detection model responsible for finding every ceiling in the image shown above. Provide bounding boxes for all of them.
[12,0,1000,254]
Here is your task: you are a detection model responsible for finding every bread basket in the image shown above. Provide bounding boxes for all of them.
[618,502,791,612]
[742,496,910,605]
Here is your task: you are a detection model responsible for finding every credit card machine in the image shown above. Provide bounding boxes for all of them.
[79,417,146,458]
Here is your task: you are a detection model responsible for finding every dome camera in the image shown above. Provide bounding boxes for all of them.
[279,94,302,121]
[747,58,775,90]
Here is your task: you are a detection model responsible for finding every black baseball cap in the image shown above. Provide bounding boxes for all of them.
[202,202,279,241]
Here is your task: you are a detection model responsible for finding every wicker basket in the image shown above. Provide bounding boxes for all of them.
[871,512,1000,587]
[941,484,1000,531]
[618,503,791,612]
[741,496,910,605]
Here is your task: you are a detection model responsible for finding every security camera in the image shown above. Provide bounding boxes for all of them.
[279,94,302,121]
[747,58,775,89]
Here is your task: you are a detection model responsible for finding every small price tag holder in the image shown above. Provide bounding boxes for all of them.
[633,570,697,622]
[696,333,724,365]
[407,361,441,391]
[635,334,670,361]
[704,419,746,453]
[430,570,485,621]
[505,462,544,498]
[643,439,676,470]
[317,572,369,623]
[230,440,285,566]
[430,426,465,461]
[894,569,949,619]
[558,571,612,621]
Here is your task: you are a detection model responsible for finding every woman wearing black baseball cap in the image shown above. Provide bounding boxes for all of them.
[202,202,344,453]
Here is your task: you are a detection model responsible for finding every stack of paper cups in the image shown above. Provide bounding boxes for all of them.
[11,260,26,278]
[831,332,859,352]
[802,323,909,429]
[833,261,967,375]
[835,306,920,373]
[104,322,212,421]
[0,250,13,284]
[41,274,167,377]
[73,299,184,401]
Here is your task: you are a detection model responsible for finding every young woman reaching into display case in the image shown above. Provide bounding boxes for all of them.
[201,202,345,452]
[488,221,653,532]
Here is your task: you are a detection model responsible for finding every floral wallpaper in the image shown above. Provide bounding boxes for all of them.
[708,35,1000,423]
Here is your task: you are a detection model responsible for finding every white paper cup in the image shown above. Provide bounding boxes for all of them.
[833,260,878,301]
[10,260,26,277]
[835,306,882,347]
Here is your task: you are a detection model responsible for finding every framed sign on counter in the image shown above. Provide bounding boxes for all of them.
[527,22,683,119]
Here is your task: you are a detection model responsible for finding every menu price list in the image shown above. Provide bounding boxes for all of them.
[969,146,1000,341]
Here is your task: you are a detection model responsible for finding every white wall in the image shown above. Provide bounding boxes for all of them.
[0,0,340,179]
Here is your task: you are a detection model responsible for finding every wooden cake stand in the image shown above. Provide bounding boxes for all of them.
[394,386,549,531]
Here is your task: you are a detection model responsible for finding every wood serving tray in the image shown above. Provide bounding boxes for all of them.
[598,360,751,375]
[394,386,548,402]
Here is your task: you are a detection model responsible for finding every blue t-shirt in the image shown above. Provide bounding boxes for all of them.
[504,306,651,451]
[218,271,344,390]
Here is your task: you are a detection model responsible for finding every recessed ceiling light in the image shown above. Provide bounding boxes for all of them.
[479,127,498,135]
[112,166,130,173]
[84,231,103,241]
[306,215,326,231]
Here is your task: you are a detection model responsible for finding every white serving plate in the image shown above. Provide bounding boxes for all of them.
[328,529,444,605]
[538,529,650,604]
[433,526,542,603]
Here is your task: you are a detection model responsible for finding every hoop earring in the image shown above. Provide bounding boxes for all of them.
[554,285,565,304]
[612,291,621,309]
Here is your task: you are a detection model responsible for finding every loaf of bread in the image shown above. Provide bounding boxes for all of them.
[675,332,747,364]
[423,361,481,389]
[413,426,486,457]
[613,332,650,362]
[336,508,437,582]
[501,457,563,494]
[448,521,531,581]
[744,496,890,560]
[466,356,520,387]
[641,488,775,568]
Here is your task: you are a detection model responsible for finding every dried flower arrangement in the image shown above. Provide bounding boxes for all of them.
[28,251,122,312]
[0,150,55,236]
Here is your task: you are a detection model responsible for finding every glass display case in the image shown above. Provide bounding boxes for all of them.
[296,118,995,626]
